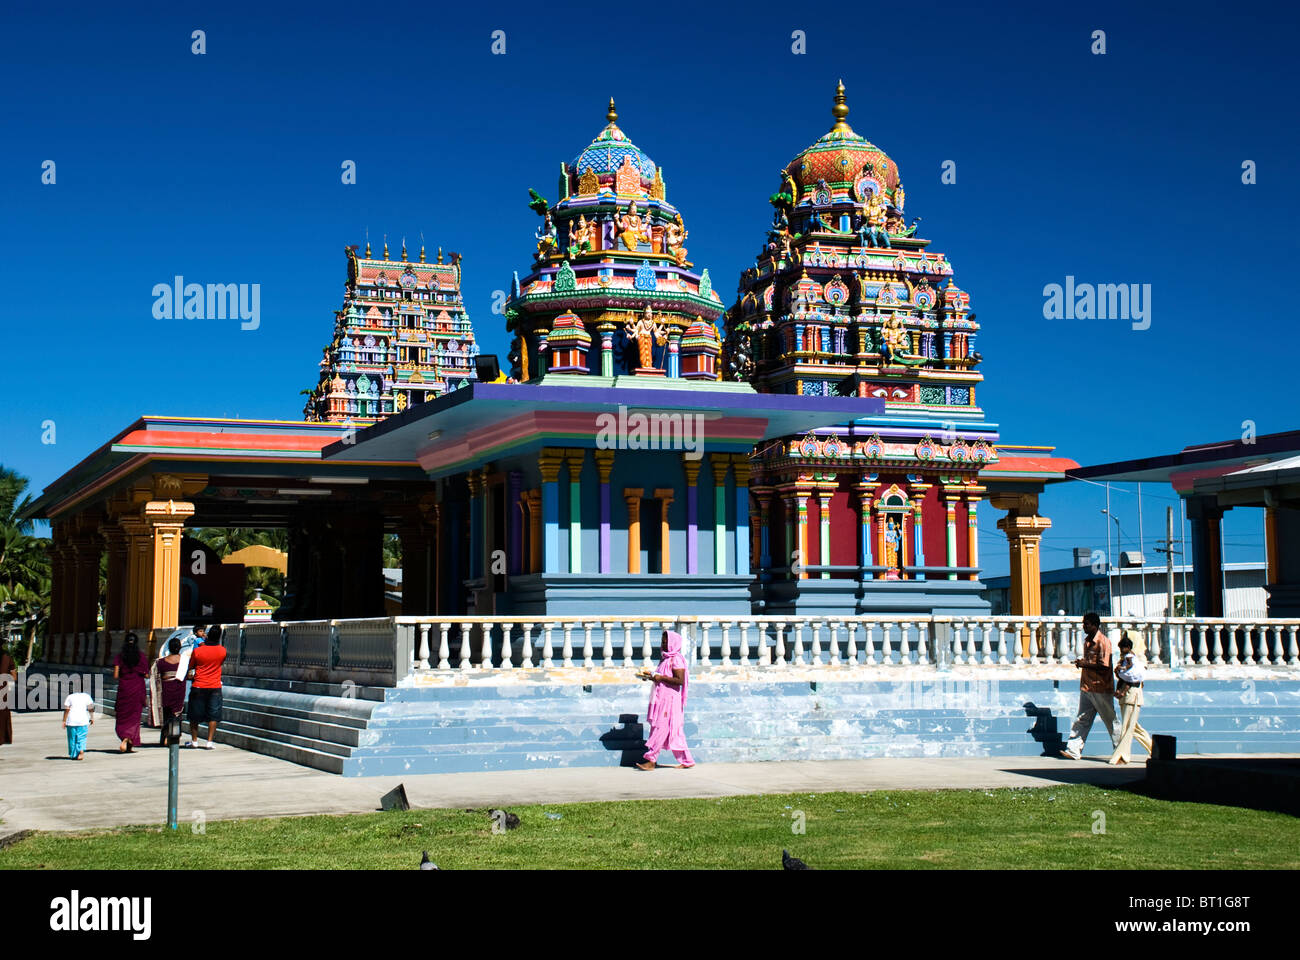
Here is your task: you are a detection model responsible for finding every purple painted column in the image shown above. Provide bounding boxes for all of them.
[508,470,523,575]
[684,457,701,574]
[595,450,615,573]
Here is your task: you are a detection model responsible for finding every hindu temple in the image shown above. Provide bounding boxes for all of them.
[302,241,478,424]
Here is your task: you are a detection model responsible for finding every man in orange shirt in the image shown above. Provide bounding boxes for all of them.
[186,625,227,750]
[1059,612,1118,760]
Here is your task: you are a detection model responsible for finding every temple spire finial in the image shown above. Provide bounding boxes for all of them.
[607,97,618,125]
[830,79,852,133]
[402,237,408,261]
[383,234,389,260]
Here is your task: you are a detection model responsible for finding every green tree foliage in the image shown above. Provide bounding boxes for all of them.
[190,527,288,608]
[0,467,51,664]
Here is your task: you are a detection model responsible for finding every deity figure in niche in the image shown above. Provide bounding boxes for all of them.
[880,314,912,362]
[568,214,592,259]
[624,304,666,370]
[884,516,902,577]
[617,202,650,251]
[535,213,557,260]
[862,190,890,247]
[665,213,688,266]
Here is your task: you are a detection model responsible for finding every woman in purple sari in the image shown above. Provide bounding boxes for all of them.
[635,630,695,770]
[112,633,148,752]
[150,636,186,746]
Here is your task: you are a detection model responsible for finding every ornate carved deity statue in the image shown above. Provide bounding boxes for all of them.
[624,304,666,370]
[535,213,557,259]
[880,314,912,362]
[665,213,688,266]
[617,202,649,252]
[884,517,901,573]
[568,214,592,259]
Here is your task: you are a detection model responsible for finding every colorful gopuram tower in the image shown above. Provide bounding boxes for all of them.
[504,99,724,381]
[723,82,998,614]
[303,241,478,424]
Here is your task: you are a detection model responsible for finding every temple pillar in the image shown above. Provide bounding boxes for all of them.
[523,490,542,574]
[1186,495,1225,619]
[507,470,524,576]
[817,488,833,579]
[732,455,751,579]
[598,324,615,378]
[855,481,877,578]
[754,486,774,577]
[143,498,195,639]
[667,331,681,378]
[467,470,485,581]
[565,450,585,573]
[710,456,729,575]
[783,495,796,578]
[944,494,960,580]
[911,483,928,573]
[595,450,615,573]
[966,496,981,580]
[993,492,1052,656]
[539,448,564,573]
[654,488,675,574]
[119,516,151,637]
[625,489,644,573]
[683,457,701,574]
[795,489,810,580]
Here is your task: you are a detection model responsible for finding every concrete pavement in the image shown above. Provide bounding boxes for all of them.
[0,710,1152,836]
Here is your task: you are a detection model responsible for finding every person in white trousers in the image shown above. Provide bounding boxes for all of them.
[1109,633,1153,765]
[1059,612,1118,760]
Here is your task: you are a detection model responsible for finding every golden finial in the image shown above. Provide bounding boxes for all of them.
[365,241,371,257]
[437,246,444,263]
[383,235,389,260]
[830,79,852,134]
[401,238,408,261]
[419,243,426,263]
[606,97,618,125]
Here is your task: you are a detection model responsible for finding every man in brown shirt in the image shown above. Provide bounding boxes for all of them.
[1059,612,1118,760]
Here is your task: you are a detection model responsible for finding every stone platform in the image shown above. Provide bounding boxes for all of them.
[82,665,1300,776]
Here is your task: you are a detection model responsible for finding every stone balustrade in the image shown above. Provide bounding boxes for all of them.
[43,615,1300,682]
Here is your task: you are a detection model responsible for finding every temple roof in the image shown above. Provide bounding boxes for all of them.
[571,98,656,178]
[787,82,900,194]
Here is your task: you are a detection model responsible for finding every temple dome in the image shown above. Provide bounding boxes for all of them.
[571,99,657,179]
[786,81,900,196]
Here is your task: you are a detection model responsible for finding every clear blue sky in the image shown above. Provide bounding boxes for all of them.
[3,1,1296,577]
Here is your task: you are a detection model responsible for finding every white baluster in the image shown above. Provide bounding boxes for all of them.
[774,621,787,666]
[562,622,575,668]
[437,623,451,670]
[738,621,751,665]
[755,621,769,665]
[966,620,979,664]
[699,622,712,667]
[414,623,429,670]
[602,623,614,668]
[881,623,893,665]
[826,620,840,666]
[1286,625,1299,665]
[950,620,965,666]
[480,621,494,669]
[720,621,733,665]
[810,621,822,666]
[542,623,555,669]
[500,622,513,670]
[459,621,473,670]
[520,623,534,669]
[981,622,993,665]
[995,621,1009,665]
[845,621,858,666]
[1003,621,1017,665]
[582,622,594,669]
[793,622,806,665]
[915,620,929,664]
[622,621,635,668]
[1224,623,1238,664]
[863,623,876,666]
[642,623,654,669]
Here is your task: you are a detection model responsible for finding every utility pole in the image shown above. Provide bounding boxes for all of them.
[1137,483,1149,617]
[1104,484,1114,615]
[1153,505,1182,616]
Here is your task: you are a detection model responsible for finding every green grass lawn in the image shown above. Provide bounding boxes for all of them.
[4,784,1296,870]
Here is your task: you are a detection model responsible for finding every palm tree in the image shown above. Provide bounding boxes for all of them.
[0,467,51,664]
[191,527,289,607]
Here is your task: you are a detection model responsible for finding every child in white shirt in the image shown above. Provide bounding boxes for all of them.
[63,690,95,760]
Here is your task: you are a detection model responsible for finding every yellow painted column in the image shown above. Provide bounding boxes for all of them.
[624,489,644,573]
[142,499,195,643]
[795,490,810,580]
[994,493,1052,656]
[654,488,675,574]
[966,496,981,580]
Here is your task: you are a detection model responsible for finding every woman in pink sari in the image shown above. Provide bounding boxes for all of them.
[635,630,695,770]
